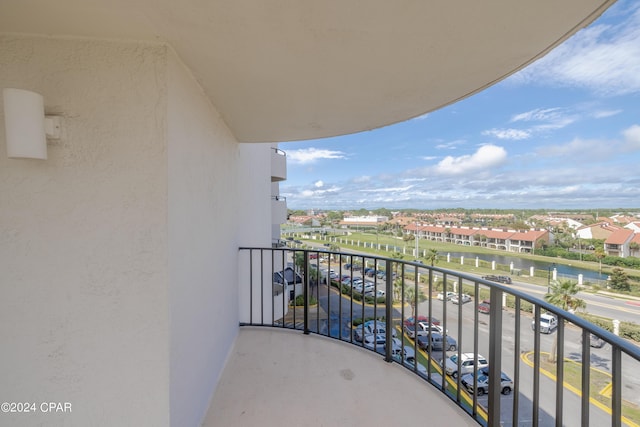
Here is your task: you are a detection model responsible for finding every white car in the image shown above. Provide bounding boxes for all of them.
[354,321,396,341]
[452,294,472,304]
[363,334,402,351]
[531,313,558,334]
[443,353,489,378]
[437,291,455,301]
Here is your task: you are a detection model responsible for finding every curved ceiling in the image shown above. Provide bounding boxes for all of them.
[0,0,616,142]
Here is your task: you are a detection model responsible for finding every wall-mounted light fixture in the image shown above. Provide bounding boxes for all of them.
[2,88,62,160]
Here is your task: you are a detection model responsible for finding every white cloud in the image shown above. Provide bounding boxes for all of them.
[509,3,640,95]
[592,109,622,118]
[539,137,614,162]
[287,148,346,164]
[360,185,414,193]
[623,124,640,149]
[352,176,371,183]
[511,107,564,123]
[482,128,531,140]
[314,180,324,188]
[433,144,507,175]
[299,186,341,198]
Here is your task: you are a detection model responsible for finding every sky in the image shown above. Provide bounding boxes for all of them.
[280,0,640,212]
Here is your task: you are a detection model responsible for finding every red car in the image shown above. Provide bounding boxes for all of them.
[478,300,490,314]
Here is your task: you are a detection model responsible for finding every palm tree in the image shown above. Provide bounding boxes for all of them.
[544,279,586,363]
[594,248,605,274]
[329,244,340,262]
[391,251,404,278]
[403,285,426,317]
[426,248,439,267]
[393,278,403,303]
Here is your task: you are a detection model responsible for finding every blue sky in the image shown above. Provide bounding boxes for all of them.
[280,0,640,211]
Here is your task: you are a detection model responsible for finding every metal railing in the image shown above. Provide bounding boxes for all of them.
[238,247,640,427]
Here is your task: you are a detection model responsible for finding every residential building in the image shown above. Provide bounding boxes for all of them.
[407,224,550,253]
[1,1,619,426]
[575,221,622,240]
[604,228,635,258]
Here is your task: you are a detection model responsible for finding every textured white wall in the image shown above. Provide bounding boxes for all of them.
[166,51,241,427]
[0,36,170,426]
[1,34,271,427]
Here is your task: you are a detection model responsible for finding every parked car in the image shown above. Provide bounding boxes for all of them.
[353,280,374,294]
[390,344,416,361]
[403,322,444,338]
[452,294,472,304]
[482,275,512,284]
[582,332,605,348]
[364,288,385,298]
[394,355,428,377]
[443,353,489,378]
[461,367,513,395]
[531,313,558,334]
[416,332,457,352]
[478,300,490,314]
[363,334,401,351]
[404,316,440,326]
[273,267,302,284]
[437,291,455,301]
[354,321,396,341]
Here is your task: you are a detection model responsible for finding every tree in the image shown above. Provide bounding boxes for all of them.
[403,285,427,317]
[393,278,403,303]
[544,279,586,363]
[426,248,439,267]
[391,252,404,277]
[329,244,341,261]
[609,267,630,292]
[594,248,605,274]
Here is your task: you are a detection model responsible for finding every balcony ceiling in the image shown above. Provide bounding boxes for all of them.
[1,0,615,142]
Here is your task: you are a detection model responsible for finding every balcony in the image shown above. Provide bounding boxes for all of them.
[203,327,478,426]
[271,195,288,225]
[230,247,640,427]
[271,147,287,182]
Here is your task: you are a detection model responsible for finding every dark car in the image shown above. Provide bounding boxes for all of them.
[416,333,457,352]
[273,267,302,284]
[482,275,512,284]
[582,333,605,348]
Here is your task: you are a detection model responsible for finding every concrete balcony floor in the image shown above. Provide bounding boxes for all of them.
[203,327,478,427]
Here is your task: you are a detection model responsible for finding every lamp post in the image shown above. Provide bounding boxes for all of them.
[547,263,556,294]
[415,222,419,259]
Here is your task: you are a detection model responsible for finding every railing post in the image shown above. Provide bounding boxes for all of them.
[303,251,309,334]
[385,259,393,362]
[487,286,502,427]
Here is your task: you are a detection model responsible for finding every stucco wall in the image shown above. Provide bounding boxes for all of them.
[0,36,170,426]
[166,51,241,427]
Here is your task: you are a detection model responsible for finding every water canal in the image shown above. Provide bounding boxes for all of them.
[443,251,607,282]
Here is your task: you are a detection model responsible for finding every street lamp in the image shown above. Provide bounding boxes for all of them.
[415,222,419,259]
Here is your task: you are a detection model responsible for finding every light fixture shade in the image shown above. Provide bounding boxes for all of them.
[3,88,47,159]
